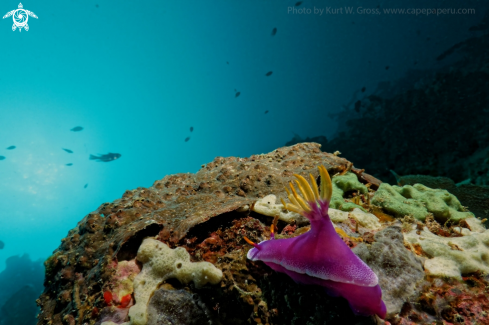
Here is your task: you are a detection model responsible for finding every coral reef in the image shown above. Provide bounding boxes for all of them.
[36,143,489,325]
[292,15,489,220]
[0,254,44,325]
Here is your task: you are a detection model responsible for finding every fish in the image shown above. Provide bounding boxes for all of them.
[295,1,302,6]
[6,146,15,150]
[354,100,362,113]
[62,148,73,153]
[361,87,366,92]
[71,126,84,132]
[89,153,121,162]
[226,61,229,64]
[0,156,5,160]
[235,92,241,98]
[66,163,73,166]
[265,110,269,114]
[385,66,390,70]
[265,71,273,76]
[0,240,3,249]
[271,27,277,36]
[190,127,194,132]
[84,184,88,189]
[185,137,190,142]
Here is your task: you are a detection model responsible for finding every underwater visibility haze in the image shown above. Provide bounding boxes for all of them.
[1,0,489,324]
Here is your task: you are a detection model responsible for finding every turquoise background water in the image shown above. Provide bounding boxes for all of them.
[0,0,485,272]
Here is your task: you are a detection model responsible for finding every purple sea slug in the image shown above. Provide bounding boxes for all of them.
[246,165,387,319]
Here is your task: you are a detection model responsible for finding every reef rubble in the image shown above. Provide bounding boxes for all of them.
[36,143,489,325]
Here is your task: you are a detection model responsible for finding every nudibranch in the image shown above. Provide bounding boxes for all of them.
[245,165,386,319]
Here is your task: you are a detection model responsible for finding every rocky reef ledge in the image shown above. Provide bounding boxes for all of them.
[37,143,489,325]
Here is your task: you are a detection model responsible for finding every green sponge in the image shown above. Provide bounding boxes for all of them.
[372,183,474,223]
[330,172,368,212]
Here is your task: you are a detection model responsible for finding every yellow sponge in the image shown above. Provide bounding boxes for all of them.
[128,238,222,325]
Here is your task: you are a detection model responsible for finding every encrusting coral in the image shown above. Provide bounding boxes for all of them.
[246,166,387,318]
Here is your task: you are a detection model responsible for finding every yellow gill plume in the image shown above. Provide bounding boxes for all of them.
[281,165,333,215]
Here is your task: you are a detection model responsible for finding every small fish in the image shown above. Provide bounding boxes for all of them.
[271,27,277,36]
[0,156,5,160]
[235,92,241,98]
[84,183,88,189]
[190,126,194,132]
[89,153,121,162]
[6,146,15,150]
[295,1,302,6]
[354,100,362,113]
[361,87,366,92]
[185,137,190,142]
[265,71,273,77]
[265,110,269,114]
[226,61,229,64]
[66,163,73,166]
[95,4,99,8]
[0,240,4,249]
[71,126,84,132]
[385,66,390,70]
[62,148,73,153]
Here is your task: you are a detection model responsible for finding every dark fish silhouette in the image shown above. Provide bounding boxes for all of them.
[265,110,269,114]
[235,92,241,98]
[0,240,4,249]
[185,137,190,142]
[6,146,15,150]
[66,163,73,166]
[385,66,390,70]
[265,71,273,76]
[0,156,5,160]
[354,100,361,113]
[62,148,73,153]
[226,61,229,64]
[295,1,302,6]
[71,126,83,132]
[89,153,121,162]
[361,87,366,92]
[84,184,88,189]
[190,127,194,132]
[271,27,277,36]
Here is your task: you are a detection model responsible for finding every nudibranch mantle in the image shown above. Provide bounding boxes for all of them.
[246,165,386,318]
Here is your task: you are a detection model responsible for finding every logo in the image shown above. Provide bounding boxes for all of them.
[3,3,37,32]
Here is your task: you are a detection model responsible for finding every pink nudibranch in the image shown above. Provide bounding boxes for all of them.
[246,165,387,319]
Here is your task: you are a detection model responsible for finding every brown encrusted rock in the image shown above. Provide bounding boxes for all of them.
[37,143,381,325]
[146,288,214,325]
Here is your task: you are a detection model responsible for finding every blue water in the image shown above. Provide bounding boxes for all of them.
[0,0,486,320]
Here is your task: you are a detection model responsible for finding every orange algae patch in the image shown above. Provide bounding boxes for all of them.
[370,206,396,223]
